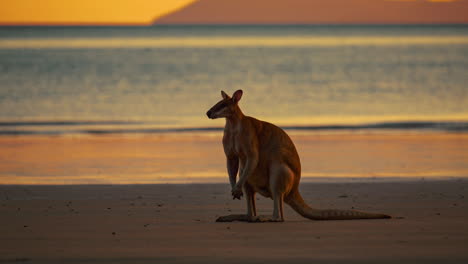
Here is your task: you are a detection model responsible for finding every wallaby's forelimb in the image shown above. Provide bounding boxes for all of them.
[226,157,239,194]
[232,143,258,199]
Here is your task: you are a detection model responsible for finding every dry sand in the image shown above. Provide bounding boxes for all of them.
[1,181,467,263]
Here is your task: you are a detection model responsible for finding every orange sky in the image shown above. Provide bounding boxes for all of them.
[0,0,467,25]
[0,0,195,25]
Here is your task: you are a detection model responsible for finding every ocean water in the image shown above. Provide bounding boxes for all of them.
[0,25,467,135]
[1,25,468,184]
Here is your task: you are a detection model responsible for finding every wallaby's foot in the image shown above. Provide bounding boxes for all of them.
[216,214,249,222]
[216,214,284,223]
[248,215,284,223]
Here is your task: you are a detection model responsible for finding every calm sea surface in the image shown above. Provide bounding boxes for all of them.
[1,25,468,184]
[0,25,467,135]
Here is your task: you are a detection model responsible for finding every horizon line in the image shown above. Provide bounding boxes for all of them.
[0,22,152,27]
[2,22,468,27]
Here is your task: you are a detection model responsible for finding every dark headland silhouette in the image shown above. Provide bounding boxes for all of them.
[154,0,468,24]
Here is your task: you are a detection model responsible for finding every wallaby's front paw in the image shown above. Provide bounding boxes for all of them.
[231,186,243,200]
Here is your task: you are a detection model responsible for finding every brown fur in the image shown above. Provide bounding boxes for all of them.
[207,90,391,222]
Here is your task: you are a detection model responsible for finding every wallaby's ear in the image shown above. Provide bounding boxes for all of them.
[221,91,229,99]
[232,90,243,103]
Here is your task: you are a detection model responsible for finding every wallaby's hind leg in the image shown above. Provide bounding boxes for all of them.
[245,184,257,218]
[273,192,284,220]
[249,191,284,222]
[216,184,257,222]
[250,164,292,222]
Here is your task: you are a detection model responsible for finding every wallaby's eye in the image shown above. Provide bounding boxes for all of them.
[215,101,229,111]
[219,102,227,109]
[211,99,231,114]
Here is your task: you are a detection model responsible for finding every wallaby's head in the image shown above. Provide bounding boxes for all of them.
[206,90,243,119]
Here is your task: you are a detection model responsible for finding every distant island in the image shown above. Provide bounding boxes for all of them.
[154,0,468,25]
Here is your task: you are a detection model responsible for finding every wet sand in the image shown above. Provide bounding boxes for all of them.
[1,133,467,184]
[1,181,467,263]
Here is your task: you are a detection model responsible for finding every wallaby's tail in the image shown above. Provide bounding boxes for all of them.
[285,191,391,220]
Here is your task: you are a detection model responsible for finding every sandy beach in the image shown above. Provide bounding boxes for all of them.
[1,180,467,263]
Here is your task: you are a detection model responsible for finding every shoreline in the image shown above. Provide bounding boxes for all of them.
[0,176,467,186]
[1,119,468,136]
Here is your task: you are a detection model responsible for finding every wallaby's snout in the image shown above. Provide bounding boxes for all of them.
[206,106,220,119]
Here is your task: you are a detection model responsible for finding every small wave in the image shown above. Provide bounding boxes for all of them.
[1,36,468,49]
[0,121,467,136]
[284,121,468,132]
[82,127,221,135]
[0,121,142,127]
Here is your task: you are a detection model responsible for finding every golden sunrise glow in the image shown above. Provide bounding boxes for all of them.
[1,36,468,48]
[0,0,195,25]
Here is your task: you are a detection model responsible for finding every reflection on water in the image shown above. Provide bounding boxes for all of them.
[2,36,468,48]
[0,133,467,184]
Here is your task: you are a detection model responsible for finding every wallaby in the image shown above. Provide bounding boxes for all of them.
[206,90,391,222]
